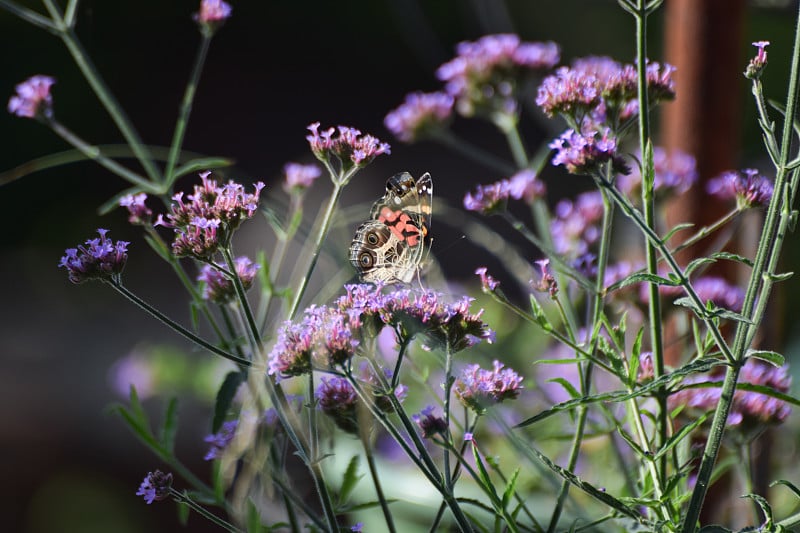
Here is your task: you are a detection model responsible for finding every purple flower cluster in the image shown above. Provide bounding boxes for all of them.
[454,360,523,414]
[306,123,390,170]
[436,34,559,117]
[746,41,770,80]
[550,190,604,258]
[669,358,791,428]
[463,169,546,214]
[706,168,774,209]
[268,285,494,378]
[282,162,321,193]
[412,405,448,438]
[537,56,674,124]
[197,256,260,304]
[8,75,55,119]
[59,229,129,284]
[384,91,454,142]
[119,193,153,225]
[194,0,232,25]
[550,128,629,176]
[617,147,698,197]
[204,419,238,460]
[156,172,265,259]
[136,470,173,504]
[316,376,360,434]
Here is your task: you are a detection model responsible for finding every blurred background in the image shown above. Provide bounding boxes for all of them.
[2,0,799,531]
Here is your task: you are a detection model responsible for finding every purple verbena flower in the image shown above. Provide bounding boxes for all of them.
[197,256,260,304]
[669,358,791,428]
[550,190,604,258]
[194,0,232,31]
[706,168,773,209]
[475,267,500,292]
[136,470,173,504]
[157,172,264,259]
[532,259,558,298]
[437,34,560,117]
[204,420,238,460]
[550,127,629,176]
[351,523,364,532]
[282,162,321,193]
[746,41,770,79]
[412,405,448,438]
[617,147,698,197]
[463,170,545,214]
[536,66,601,118]
[306,122,390,171]
[644,61,677,103]
[455,360,523,414]
[59,229,129,284]
[316,376,360,434]
[384,91,454,142]
[638,352,654,383]
[8,75,55,119]
[119,193,153,225]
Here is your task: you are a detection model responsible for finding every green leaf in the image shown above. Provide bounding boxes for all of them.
[741,493,773,529]
[746,349,785,368]
[764,271,794,282]
[213,371,246,433]
[652,412,709,461]
[547,378,581,400]
[628,327,644,385]
[606,272,678,293]
[246,498,262,533]
[338,455,362,506]
[159,397,179,454]
[684,257,716,278]
[698,525,732,532]
[177,500,190,526]
[501,468,520,510]
[529,295,552,331]
[662,222,695,242]
[471,442,500,506]
[710,251,754,267]
[172,157,235,181]
[770,479,800,499]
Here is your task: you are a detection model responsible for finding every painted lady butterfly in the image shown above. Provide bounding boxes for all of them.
[349,172,432,284]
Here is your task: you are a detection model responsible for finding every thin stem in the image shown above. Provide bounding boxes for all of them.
[500,119,530,169]
[108,281,253,368]
[0,0,60,33]
[221,247,262,348]
[360,428,397,533]
[171,490,243,533]
[47,119,156,191]
[165,34,212,184]
[682,5,800,530]
[442,342,455,495]
[287,181,344,320]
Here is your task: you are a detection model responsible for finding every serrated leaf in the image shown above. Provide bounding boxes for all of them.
[616,427,646,457]
[159,397,179,454]
[741,493,773,528]
[652,412,709,461]
[628,327,644,385]
[746,349,785,368]
[547,378,581,400]
[501,468,520,509]
[662,222,695,242]
[607,272,678,293]
[338,455,362,506]
[684,257,716,278]
[213,371,245,433]
[710,251,754,267]
[770,479,800,499]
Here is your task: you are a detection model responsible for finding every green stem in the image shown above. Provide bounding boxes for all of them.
[171,489,243,533]
[0,0,59,33]
[108,281,253,368]
[360,429,397,533]
[165,34,212,184]
[682,5,800,530]
[442,342,455,495]
[221,247,262,348]
[41,0,162,183]
[500,119,530,169]
[47,119,156,191]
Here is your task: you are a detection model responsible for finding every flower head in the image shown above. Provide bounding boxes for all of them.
[463,170,545,214]
[412,405,448,438]
[136,470,173,504]
[536,66,601,118]
[8,75,55,119]
[532,259,558,298]
[455,360,523,414]
[197,256,260,304]
[438,35,559,117]
[550,128,629,176]
[204,420,238,460]
[157,172,264,259]
[119,193,153,225]
[59,229,129,284]
[746,41,770,79]
[316,376,359,434]
[475,267,500,292]
[306,123,390,172]
[706,168,773,209]
[384,91,454,142]
[194,0,232,33]
[282,162,321,193]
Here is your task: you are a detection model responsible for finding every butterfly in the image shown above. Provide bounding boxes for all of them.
[349,172,433,284]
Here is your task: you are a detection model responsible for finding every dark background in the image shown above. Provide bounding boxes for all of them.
[0,1,796,531]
